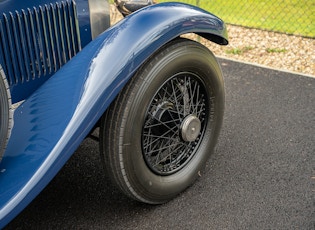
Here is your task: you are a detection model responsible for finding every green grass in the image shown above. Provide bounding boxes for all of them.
[158,0,315,37]
[225,46,254,55]
[266,48,288,53]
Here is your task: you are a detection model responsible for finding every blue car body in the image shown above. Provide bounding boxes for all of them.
[0,0,228,227]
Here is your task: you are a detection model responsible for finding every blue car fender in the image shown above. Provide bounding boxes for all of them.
[0,2,228,227]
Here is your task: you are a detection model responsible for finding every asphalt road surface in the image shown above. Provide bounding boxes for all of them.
[5,59,315,229]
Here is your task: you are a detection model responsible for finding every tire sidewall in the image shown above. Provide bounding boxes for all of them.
[121,41,224,202]
[0,68,12,161]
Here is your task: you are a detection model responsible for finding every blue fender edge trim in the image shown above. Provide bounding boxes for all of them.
[0,2,228,227]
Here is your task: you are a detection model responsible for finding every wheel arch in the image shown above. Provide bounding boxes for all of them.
[0,2,227,227]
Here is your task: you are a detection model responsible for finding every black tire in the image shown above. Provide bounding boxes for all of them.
[0,67,13,162]
[100,38,224,204]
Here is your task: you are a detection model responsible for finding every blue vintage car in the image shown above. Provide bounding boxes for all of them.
[0,0,228,227]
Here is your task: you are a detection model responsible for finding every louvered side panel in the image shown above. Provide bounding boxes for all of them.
[0,18,15,85]
[0,0,81,87]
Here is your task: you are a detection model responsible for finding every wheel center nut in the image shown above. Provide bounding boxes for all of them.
[180,115,201,142]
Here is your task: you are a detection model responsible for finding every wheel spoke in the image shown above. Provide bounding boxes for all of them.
[171,79,182,120]
[190,78,198,113]
[144,115,180,129]
[153,141,193,170]
[143,129,179,150]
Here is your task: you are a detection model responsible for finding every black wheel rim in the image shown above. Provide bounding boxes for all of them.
[142,72,209,175]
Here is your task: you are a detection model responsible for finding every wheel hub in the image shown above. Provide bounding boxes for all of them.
[180,115,201,142]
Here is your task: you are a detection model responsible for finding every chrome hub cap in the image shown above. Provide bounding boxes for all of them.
[180,115,201,142]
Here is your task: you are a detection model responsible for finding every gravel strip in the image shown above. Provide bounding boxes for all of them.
[196,25,315,76]
[110,5,315,76]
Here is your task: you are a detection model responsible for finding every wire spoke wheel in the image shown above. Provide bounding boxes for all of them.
[142,73,208,175]
[100,38,224,204]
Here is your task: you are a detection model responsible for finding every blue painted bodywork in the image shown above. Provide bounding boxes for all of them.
[0,1,228,227]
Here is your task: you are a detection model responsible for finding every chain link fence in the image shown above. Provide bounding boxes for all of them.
[160,0,314,38]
